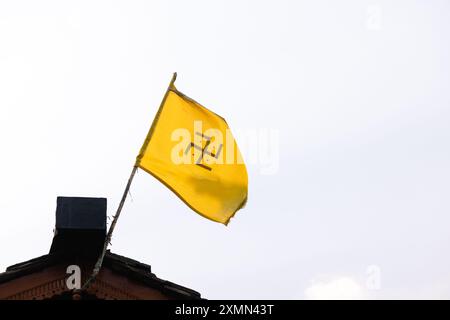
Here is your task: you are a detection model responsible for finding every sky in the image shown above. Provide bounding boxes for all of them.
[1,0,450,299]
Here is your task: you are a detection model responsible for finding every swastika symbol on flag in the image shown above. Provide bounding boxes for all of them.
[184,132,223,171]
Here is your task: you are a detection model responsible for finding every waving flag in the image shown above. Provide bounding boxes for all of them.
[136,73,248,225]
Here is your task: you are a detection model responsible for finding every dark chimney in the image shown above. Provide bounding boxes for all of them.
[50,197,107,257]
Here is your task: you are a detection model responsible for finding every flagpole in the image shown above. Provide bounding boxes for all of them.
[81,73,178,291]
[81,165,138,290]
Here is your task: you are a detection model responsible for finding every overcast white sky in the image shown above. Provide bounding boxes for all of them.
[1,0,450,299]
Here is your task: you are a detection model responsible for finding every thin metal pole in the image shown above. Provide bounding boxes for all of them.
[81,165,138,290]
[81,73,178,291]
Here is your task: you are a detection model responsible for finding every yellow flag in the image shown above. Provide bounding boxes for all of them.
[136,73,248,225]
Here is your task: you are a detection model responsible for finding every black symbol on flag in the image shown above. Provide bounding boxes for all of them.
[185,132,223,171]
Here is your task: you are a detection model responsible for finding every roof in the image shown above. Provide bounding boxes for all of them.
[0,250,201,300]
